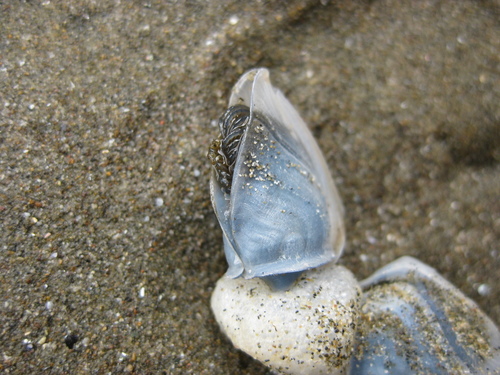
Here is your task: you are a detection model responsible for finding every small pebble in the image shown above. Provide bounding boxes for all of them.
[64,334,78,349]
[228,15,239,25]
[211,264,361,375]
[478,283,491,296]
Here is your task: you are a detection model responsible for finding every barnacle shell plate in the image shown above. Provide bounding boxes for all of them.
[353,256,500,374]
[210,69,345,281]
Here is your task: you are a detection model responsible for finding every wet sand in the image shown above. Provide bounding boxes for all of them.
[1,1,498,373]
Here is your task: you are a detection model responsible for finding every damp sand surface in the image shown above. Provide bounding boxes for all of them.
[0,1,498,373]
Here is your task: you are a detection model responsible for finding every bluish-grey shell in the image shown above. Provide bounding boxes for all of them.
[352,257,500,374]
[208,68,345,288]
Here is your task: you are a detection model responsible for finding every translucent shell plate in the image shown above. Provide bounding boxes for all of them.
[209,68,345,285]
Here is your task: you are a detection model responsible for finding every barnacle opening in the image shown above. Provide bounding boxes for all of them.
[208,105,250,194]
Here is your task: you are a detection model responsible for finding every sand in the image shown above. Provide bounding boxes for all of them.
[0,1,498,373]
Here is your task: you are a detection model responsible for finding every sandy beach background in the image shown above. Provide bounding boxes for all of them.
[1,1,498,373]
